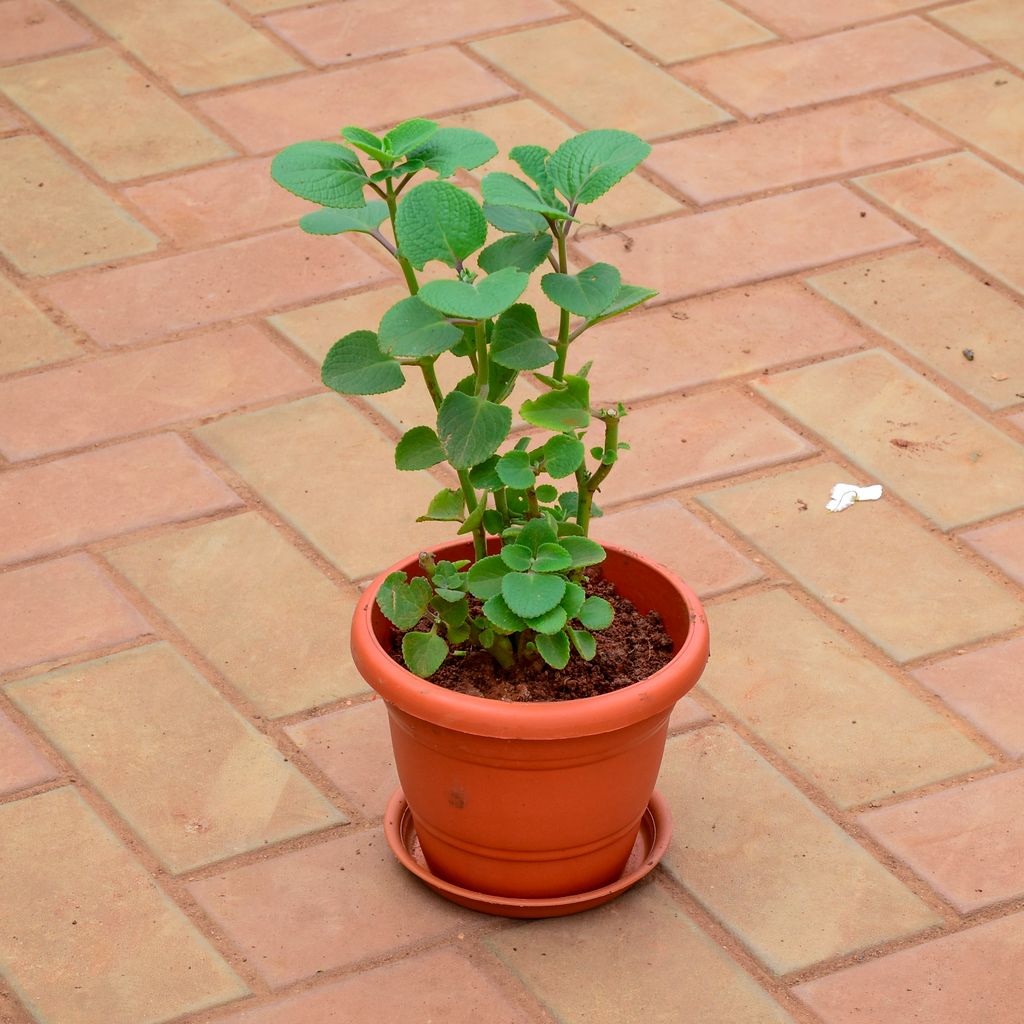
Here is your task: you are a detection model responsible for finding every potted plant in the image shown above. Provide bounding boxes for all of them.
[271,119,710,917]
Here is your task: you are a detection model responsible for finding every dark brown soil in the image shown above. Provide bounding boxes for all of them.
[389,570,675,702]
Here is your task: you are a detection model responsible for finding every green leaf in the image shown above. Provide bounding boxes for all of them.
[457,493,488,536]
[299,201,389,236]
[418,267,528,320]
[542,263,621,317]
[488,361,519,404]
[587,284,658,325]
[376,571,431,630]
[378,296,462,358]
[568,627,597,660]
[384,118,438,157]
[520,375,591,431]
[518,516,558,554]
[525,605,568,635]
[535,483,558,503]
[483,202,549,235]
[578,595,614,630]
[322,331,404,395]
[395,180,487,270]
[478,234,553,275]
[548,129,651,205]
[417,488,464,522]
[543,434,585,478]
[558,492,603,521]
[481,172,573,220]
[437,391,512,469]
[482,594,527,632]
[466,555,510,599]
[271,141,366,208]
[560,581,586,618]
[435,595,469,628]
[532,542,572,573]
[395,425,445,470]
[402,630,449,678]
[536,630,570,669]
[434,587,465,603]
[496,450,534,490]
[341,126,390,162]
[561,536,607,568]
[469,455,502,491]
[491,304,555,371]
[482,509,505,534]
[500,543,533,572]
[409,126,498,177]
[502,571,566,618]
[509,145,556,203]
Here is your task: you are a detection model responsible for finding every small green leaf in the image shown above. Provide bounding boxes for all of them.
[568,627,597,660]
[271,141,366,209]
[483,202,548,235]
[536,630,570,669]
[322,331,404,395]
[341,126,390,162]
[383,118,438,157]
[435,595,469,628]
[447,621,471,644]
[481,172,573,220]
[409,126,498,177]
[500,543,533,571]
[578,595,614,630]
[491,304,555,371]
[478,234,553,275]
[502,572,566,618]
[558,492,604,520]
[417,488,464,522]
[395,425,444,470]
[542,434,586,478]
[469,455,502,491]
[535,483,558,503]
[376,571,431,630]
[525,605,568,635]
[548,130,651,205]
[561,536,607,568]
[378,296,461,358]
[403,630,449,678]
[509,145,556,203]
[532,542,572,573]
[437,392,512,469]
[542,263,621,317]
[482,509,505,534]
[434,587,465,603]
[520,375,591,431]
[560,581,586,618]
[395,180,487,270]
[466,555,510,599]
[587,284,658,325]
[418,267,528,320]
[457,494,488,536]
[496,450,535,490]
[518,516,559,554]
[483,594,527,632]
[299,201,389,236]
[488,361,519,404]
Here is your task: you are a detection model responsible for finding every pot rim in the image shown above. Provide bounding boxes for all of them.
[350,539,710,740]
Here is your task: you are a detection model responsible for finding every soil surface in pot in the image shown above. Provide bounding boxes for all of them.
[390,570,674,702]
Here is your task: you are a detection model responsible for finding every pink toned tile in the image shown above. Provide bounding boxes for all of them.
[0,0,93,62]
[0,434,242,565]
[669,697,713,732]
[0,102,21,131]
[0,710,57,796]
[0,553,151,672]
[961,514,1024,585]
[41,228,392,346]
[736,0,937,37]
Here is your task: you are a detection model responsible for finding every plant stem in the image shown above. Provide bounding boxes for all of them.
[576,412,619,535]
[384,179,419,296]
[552,223,571,379]
[473,320,488,396]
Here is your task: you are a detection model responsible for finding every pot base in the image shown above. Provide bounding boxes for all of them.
[383,787,672,919]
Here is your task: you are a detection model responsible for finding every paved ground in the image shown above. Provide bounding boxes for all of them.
[2,0,1024,1021]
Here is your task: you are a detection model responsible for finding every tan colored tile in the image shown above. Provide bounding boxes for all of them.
[669,696,713,732]
[487,882,795,1023]
[577,184,912,304]
[932,0,1024,72]
[0,102,22,132]
[234,0,303,11]
[698,461,1024,661]
[195,394,451,580]
[0,709,57,795]
[754,348,1024,529]
[701,590,991,808]
[8,643,344,873]
[0,0,94,61]
[678,18,988,116]
[648,99,949,204]
[659,726,941,973]
[0,434,242,565]
[0,273,80,374]
[962,514,1024,584]
[0,135,156,275]
[0,553,151,672]
[70,0,300,94]
[858,153,1024,295]
[0,787,248,1024]
[0,50,234,181]
[198,47,515,153]
[107,513,367,718]
[736,0,936,36]
[808,248,1024,411]
[471,20,731,139]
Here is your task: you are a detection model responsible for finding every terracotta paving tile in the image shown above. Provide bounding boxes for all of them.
[267,0,565,66]
[912,637,1024,757]
[588,390,815,506]
[0,709,57,795]
[574,0,774,62]
[648,99,949,204]
[735,0,936,36]
[233,0,303,12]
[576,184,913,305]
[214,948,537,1024]
[0,135,157,275]
[188,829,467,988]
[0,101,21,131]
[961,515,1024,585]
[41,228,391,347]
[898,69,1024,174]
[701,590,991,808]
[284,699,396,816]
[0,553,151,672]
[795,912,1024,1023]
[808,248,1024,411]
[195,394,451,580]
[932,0,1024,71]
[0,0,93,61]
[125,155,310,246]
[0,434,241,565]
[0,787,248,1024]
[107,513,367,718]
[471,20,731,140]
[7,643,344,873]
[197,48,515,154]
[0,273,80,374]
[0,50,234,182]
[677,18,988,117]
[0,326,315,460]
[860,769,1024,912]
[487,882,796,1023]
[858,153,1024,295]
[70,0,300,94]
[592,498,761,597]
[753,349,1024,529]
[698,461,1024,662]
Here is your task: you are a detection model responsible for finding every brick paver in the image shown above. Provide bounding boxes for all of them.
[2,2,1023,1022]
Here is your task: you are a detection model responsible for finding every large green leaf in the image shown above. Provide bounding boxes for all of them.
[418,267,528,320]
[532,542,572,573]
[480,172,572,220]
[561,536,607,568]
[496,450,534,490]
[409,126,498,177]
[588,284,658,324]
[542,434,585,478]
[321,331,403,395]
[483,202,549,235]
[509,145,556,203]
[517,516,558,554]
[482,594,527,632]
[535,630,570,669]
[501,571,566,618]
[578,595,614,629]
[477,233,552,274]
[402,630,448,678]
[378,296,462,358]
[466,555,510,599]
[568,626,596,661]
[417,488,464,522]
[376,571,432,630]
[491,304,555,371]
[384,118,438,157]
[299,201,389,236]
[436,391,512,469]
[542,263,621,317]
[520,375,591,431]
[395,425,445,470]
[524,605,568,635]
[548,130,651,206]
[394,180,487,270]
[271,141,366,208]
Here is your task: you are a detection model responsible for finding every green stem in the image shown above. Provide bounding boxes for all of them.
[473,320,488,397]
[576,413,619,535]
[384,180,419,296]
[553,224,571,380]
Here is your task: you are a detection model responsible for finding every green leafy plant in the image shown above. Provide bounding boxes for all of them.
[272,119,655,678]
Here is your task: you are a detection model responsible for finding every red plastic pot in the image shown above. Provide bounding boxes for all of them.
[351,538,709,904]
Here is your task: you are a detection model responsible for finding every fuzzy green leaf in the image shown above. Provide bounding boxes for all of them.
[409,126,497,178]
[542,263,621,317]
[525,605,568,635]
[341,126,390,162]
[578,595,614,630]
[378,296,462,358]
[437,391,512,469]
[535,630,570,669]
[483,202,549,235]
[535,483,558,503]
[482,509,505,534]
[466,555,510,599]
[395,180,487,270]
[509,145,556,203]
[491,304,555,371]
[481,172,573,220]
[322,331,404,395]
[520,375,591,431]
[517,516,559,554]
[532,542,572,573]
[478,233,553,275]
[418,267,528,320]
[417,488,464,522]
[435,595,469,628]
[402,630,449,678]
[271,141,366,208]
[395,425,444,471]
[496,450,535,490]
[587,284,658,325]
[560,581,586,618]
[468,455,502,491]
[542,434,585,478]
[376,571,431,630]
[383,118,438,157]
[500,543,533,572]
[548,130,651,205]
[457,494,488,536]
[568,626,597,660]
[501,571,566,618]
[482,594,527,632]
[561,536,607,569]
[299,201,389,236]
